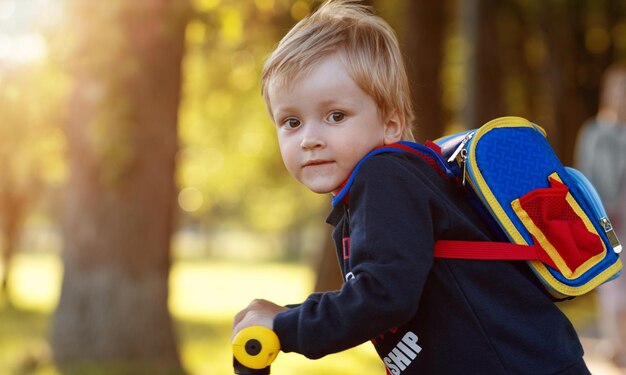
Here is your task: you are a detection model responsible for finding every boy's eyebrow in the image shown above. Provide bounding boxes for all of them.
[274,96,351,112]
[312,94,358,109]
[271,105,298,120]
[317,98,346,107]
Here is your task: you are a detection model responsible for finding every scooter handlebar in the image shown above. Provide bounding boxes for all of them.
[232,326,280,373]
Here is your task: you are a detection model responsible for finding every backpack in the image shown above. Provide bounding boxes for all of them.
[333,116,622,299]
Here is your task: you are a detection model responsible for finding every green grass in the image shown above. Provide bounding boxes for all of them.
[1,253,384,375]
[0,305,54,375]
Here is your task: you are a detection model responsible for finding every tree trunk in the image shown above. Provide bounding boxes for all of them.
[403,0,445,141]
[0,191,26,300]
[540,1,590,163]
[473,0,504,127]
[460,0,503,129]
[50,0,190,372]
[314,228,343,292]
[0,153,38,304]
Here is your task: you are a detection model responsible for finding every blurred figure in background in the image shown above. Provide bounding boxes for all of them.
[575,62,626,367]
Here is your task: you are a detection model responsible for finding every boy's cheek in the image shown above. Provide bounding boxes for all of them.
[278,152,300,180]
[277,141,298,167]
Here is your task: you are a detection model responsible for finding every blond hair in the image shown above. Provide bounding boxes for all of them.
[261,0,415,140]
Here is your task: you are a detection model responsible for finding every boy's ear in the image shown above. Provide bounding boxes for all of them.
[383,111,404,145]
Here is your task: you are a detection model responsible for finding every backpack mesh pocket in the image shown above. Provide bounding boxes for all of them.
[511,174,606,279]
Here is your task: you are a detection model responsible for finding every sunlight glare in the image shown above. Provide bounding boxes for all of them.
[14,33,46,62]
[179,186,204,213]
[0,33,46,64]
[0,0,16,20]
[0,34,11,59]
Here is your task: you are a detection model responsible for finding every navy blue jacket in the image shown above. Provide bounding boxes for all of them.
[274,151,589,374]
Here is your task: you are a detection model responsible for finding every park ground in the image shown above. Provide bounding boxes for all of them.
[1,252,625,375]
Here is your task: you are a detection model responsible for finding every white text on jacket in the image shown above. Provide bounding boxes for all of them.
[383,331,422,375]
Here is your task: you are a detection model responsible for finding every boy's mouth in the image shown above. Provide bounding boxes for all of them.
[303,159,333,168]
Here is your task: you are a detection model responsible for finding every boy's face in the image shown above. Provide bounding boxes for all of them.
[268,54,402,194]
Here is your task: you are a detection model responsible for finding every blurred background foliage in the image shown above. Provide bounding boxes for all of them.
[1,0,626,374]
[177,0,328,262]
[4,0,626,262]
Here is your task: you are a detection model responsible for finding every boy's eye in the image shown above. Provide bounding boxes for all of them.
[283,118,301,129]
[326,112,345,123]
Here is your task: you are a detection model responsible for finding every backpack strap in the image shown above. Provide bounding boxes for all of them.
[331,141,456,207]
[435,240,558,269]
[334,140,559,270]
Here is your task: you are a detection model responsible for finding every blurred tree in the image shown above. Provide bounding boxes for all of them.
[403,0,446,141]
[0,71,37,302]
[314,229,343,292]
[460,0,504,129]
[0,155,39,302]
[540,0,591,165]
[49,0,190,372]
[538,0,626,165]
[0,61,65,303]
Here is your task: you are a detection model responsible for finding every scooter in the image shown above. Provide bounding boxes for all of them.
[232,326,280,374]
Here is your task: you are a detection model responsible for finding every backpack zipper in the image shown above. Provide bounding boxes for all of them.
[460,148,468,186]
[447,131,475,163]
[566,167,622,254]
[447,131,475,186]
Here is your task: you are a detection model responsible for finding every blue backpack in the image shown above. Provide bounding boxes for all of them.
[333,116,622,299]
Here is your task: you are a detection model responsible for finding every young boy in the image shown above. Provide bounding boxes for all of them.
[233,1,590,373]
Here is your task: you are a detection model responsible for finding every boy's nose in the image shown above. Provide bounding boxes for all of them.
[300,124,325,149]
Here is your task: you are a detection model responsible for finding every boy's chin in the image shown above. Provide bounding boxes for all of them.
[308,187,337,195]
[304,183,341,195]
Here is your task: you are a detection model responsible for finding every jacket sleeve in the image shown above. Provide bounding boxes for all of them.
[273,155,446,359]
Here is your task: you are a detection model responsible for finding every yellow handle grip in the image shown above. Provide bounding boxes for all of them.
[232,326,280,370]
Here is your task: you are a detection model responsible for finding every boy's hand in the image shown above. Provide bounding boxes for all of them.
[232,299,288,341]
